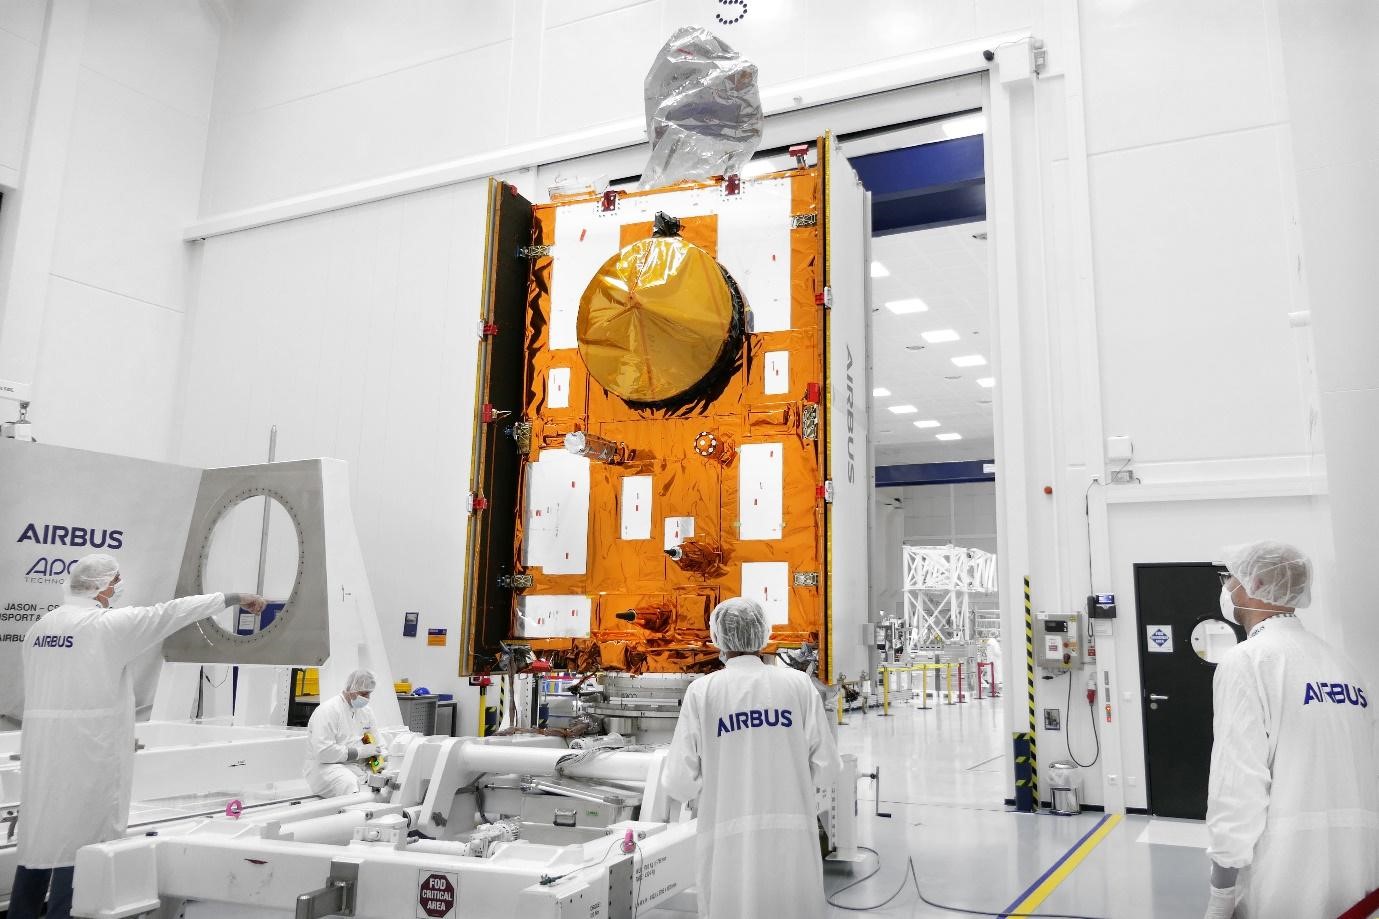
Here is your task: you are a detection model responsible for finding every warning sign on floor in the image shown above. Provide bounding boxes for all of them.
[1146,625,1174,654]
[417,870,457,917]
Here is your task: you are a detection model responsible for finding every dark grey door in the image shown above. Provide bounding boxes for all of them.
[1135,562,1243,819]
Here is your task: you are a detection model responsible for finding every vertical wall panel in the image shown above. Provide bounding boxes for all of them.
[179,181,491,696]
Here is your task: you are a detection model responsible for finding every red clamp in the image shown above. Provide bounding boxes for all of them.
[471,494,489,513]
[528,659,553,673]
[477,675,493,688]
[724,174,742,196]
[814,291,826,306]
[788,143,809,166]
[600,189,619,213]
[481,404,497,423]
[815,484,828,499]
[481,322,500,338]
[804,382,821,404]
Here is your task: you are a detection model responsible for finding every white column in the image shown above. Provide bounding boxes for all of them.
[1273,0,1379,687]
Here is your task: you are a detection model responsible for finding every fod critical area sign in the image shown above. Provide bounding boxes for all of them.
[417,870,457,918]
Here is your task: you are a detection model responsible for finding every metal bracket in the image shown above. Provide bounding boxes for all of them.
[794,572,820,588]
[295,858,359,919]
[499,573,535,591]
[518,245,552,259]
[801,403,819,441]
[608,855,636,919]
[790,213,818,229]
[508,421,532,454]
[1032,41,1047,76]
[822,480,835,504]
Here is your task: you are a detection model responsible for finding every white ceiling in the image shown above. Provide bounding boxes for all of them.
[868,220,994,461]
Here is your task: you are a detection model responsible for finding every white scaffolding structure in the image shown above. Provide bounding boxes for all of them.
[902,544,999,648]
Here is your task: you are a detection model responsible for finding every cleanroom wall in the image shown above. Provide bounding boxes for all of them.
[175,181,493,706]
[0,0,221,460]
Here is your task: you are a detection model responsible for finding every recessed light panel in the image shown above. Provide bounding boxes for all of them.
[885,298,928,315]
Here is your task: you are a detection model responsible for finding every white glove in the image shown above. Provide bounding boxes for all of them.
[349,743,379,761]
[1203,885,1236,919]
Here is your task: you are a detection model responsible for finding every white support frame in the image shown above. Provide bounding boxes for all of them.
[901,545,998,646]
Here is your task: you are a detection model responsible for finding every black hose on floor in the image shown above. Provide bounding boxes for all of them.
[825,846,1107,918]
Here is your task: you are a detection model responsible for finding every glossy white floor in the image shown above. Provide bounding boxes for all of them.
[817,695,1213,918]
[649,692,1213,917]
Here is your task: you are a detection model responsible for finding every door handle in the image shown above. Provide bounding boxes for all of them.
[1149,694,1169,701]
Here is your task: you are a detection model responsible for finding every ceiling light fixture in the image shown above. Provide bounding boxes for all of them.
[976,377,995,388]
[872,387,891,398]
[887,405,918,415]
[951,354,987,368]
[921,329,960,343]
[912,419,940,429]
[871,261,890,278]
[936,432,963,441]
[884,298,928,315]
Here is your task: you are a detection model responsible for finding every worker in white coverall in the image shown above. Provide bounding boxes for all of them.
[9,554,265,919]
[1203,541,1379,919]
[665,597,842,919]
[303,669,388,797]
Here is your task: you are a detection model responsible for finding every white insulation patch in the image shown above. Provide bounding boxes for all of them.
[517,595,592,638]
[522,449,589,574]
[738,443,784,540]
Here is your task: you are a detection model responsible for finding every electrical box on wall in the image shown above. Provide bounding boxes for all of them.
[1034,612,1084,672]
[1087,593,1117,619]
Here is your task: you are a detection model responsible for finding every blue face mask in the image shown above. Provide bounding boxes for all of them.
[350,695,368,710]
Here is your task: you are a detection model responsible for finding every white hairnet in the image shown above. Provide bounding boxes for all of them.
[709,597,770,653]
[344,669,377,693]
[65,554,119,599]
[1223,541,1312,608]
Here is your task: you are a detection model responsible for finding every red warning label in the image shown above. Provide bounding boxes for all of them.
[417,871,457,917]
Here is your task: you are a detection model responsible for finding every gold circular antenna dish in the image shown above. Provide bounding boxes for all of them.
[577,236,739,406]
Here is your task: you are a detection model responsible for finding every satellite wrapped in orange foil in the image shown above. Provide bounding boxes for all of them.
[460,137,870,685]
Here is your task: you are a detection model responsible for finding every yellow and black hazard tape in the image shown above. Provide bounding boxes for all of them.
[1024,576,1038,807]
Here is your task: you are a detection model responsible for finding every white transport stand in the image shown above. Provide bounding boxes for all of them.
[0,448,402,911]
[72,726,863,918]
